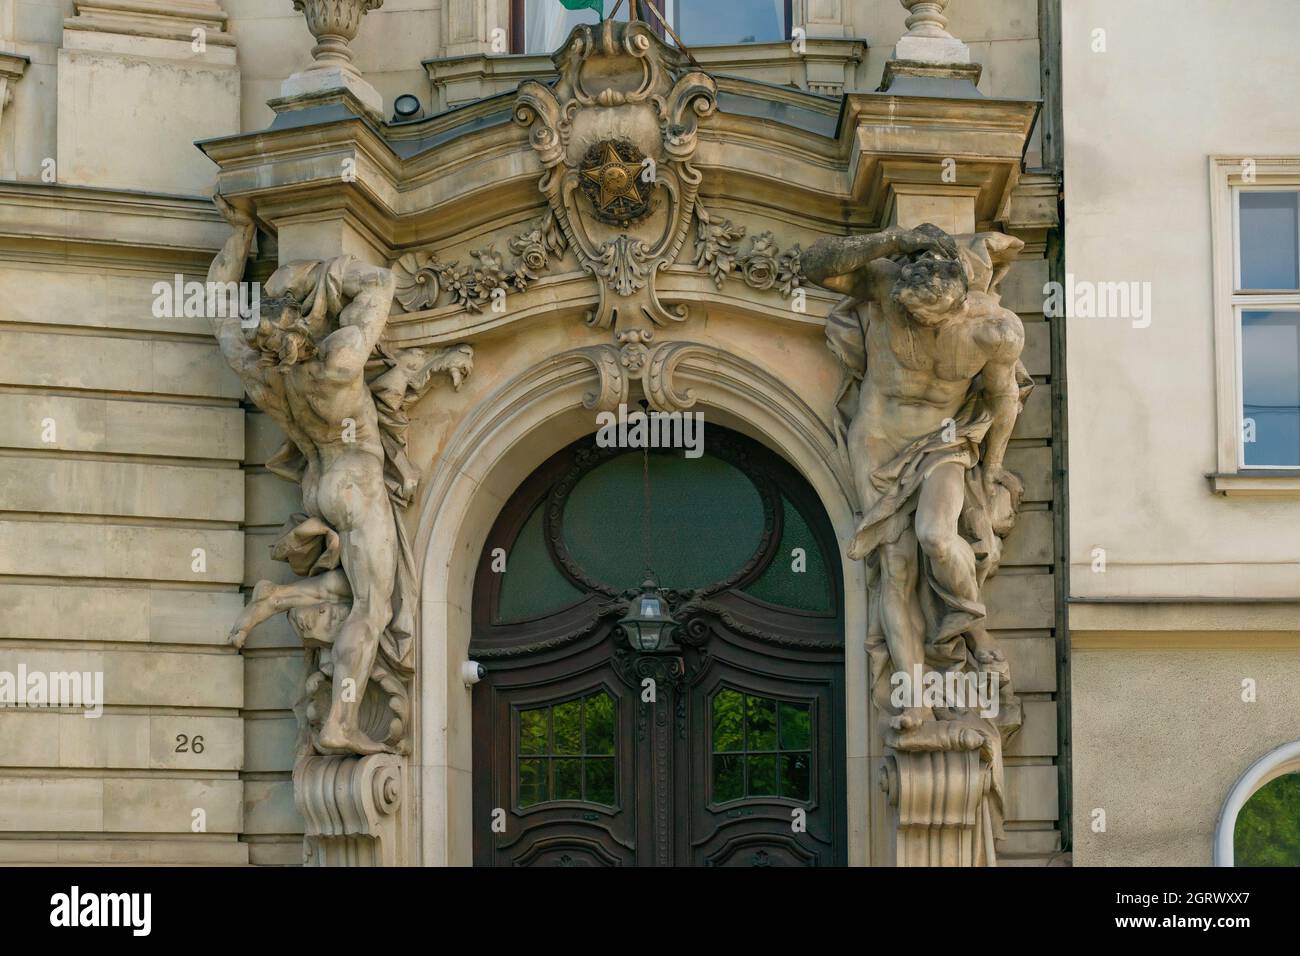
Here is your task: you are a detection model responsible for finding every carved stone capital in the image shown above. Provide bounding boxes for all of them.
[294,753,406,866]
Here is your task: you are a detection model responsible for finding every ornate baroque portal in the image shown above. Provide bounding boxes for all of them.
[201,8,1044,866]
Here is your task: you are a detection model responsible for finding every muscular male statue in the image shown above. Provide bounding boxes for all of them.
[803,223,1030,735]
[206,198,471,754]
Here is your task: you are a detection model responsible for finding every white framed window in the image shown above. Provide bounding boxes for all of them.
[1209,158,1300,494]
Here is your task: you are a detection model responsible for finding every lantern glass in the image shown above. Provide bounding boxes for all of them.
[618,582,679,653]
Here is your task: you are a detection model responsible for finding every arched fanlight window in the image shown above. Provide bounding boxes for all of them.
[1214,740,1300,866]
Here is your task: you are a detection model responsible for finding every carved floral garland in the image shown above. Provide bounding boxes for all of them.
[391,209,806,315]
[392,213,567,313]
[693,209,805,300]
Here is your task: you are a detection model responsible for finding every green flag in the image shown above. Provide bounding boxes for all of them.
[559,0,604,15]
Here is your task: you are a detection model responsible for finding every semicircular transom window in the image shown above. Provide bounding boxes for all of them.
[1234,772,1300,866]
[562,451,766,593]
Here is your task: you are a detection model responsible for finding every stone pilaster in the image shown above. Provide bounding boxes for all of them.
[56,0,238,193]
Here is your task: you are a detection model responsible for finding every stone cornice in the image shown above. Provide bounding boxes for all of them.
[199,80,1051,259]
[0,182,228,270]
[65,0,235,46]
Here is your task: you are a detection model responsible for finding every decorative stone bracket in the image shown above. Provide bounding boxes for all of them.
[881,749,998,867]
[295,753,406,867]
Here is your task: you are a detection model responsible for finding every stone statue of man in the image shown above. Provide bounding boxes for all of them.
[803,223,1031,744]
[206,198,472,755]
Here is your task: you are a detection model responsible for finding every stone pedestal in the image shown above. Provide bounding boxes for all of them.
[881,749,998,867]
[294,753,408,867]
[277,0,384,123]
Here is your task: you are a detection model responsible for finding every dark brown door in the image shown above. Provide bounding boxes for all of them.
[471,428,846,866]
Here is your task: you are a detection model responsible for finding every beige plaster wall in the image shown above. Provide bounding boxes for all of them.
[1064,0,1300,598]
[1072,639,1300,866]
[1064,0,1300,865]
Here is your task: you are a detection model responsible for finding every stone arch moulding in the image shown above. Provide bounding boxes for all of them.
[411,343,875,866]
[1213,739,1300,866]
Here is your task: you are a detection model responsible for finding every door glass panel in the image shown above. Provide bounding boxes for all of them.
[743,495,835,612]
[519,708,548,755]
[713,754,744,802]
[710,690,813,804]
[519,758,548,808]
[781,753,812,802]
[586,692,616,754]
[712,688,744,752]
[497,503,585,623]
[585,758,616,805]
[553,699,582,754]
[564,452,765,591]
[747,695,777,750]
[778,700,811,750]
[516,691,618,808]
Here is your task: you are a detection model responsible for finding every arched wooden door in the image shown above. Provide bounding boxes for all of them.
[470,427,846,866]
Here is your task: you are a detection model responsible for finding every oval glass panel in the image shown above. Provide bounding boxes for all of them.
[562,451,766,592]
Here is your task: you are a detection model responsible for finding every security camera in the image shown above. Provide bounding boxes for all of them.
[462,661,485,687]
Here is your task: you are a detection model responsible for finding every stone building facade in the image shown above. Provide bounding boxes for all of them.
[0,0,1290,868]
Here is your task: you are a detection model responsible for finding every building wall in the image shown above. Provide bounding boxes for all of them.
[1063,0,1300,865]
[0,0,1062,865]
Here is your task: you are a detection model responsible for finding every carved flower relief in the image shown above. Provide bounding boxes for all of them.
[391,213,567,314]
[740,231,780,291]
[694,214,747,288]
[693,213,806,301]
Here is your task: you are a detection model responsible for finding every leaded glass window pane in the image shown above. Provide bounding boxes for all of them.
[516,691,618,808]
[743,495,834,612]
[563,452,765,591]
[710,690,813,804]
[497,503,584,623]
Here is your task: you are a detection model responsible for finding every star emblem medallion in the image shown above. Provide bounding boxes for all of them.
[579,140,655,226]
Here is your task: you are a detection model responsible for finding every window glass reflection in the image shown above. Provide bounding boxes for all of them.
[522,0,602,54]
[667,0,787,46]
[516,690,617,808]
[1240,191,1300,290]
[710,689,812,803]
[1242,310,1300,467]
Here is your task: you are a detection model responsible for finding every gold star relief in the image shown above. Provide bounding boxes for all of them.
[581,143,645,211]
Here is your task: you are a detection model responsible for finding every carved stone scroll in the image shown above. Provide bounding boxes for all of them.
[295,753,406,867]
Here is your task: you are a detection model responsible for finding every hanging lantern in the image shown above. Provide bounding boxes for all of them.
[617,576,681,654]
